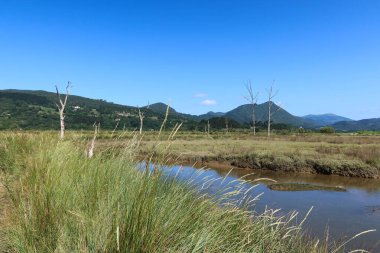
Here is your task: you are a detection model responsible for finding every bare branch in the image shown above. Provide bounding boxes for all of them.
[244,80,259,136]
[137,106,145,135]
[267,81,279,137]
[55,82,72,139]
[55,85,64,107]
[271,104,282,117]
[63,81,71,107]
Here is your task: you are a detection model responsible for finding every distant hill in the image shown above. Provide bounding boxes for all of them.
[224,103,316,128]
[332,118,380,131]
[146,102,198,121]
[303,114,353,126]
[145,102,177,115]
[0,90,196,130]
[196,111,225,121]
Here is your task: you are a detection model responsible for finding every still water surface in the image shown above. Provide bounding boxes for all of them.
[156,164,380,251]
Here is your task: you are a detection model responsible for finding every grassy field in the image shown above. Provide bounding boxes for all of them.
[0,131,372,252]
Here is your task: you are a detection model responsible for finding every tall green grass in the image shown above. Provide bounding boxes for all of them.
[0,132,368,252]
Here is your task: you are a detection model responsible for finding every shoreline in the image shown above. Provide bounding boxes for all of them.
[141,154,380,179]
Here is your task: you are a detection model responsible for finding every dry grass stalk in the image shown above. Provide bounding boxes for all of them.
[87,123,99,158]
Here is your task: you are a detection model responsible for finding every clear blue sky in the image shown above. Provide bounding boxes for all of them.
[1,0,379,120]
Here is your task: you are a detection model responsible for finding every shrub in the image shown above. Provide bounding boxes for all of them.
[320,126,336,134]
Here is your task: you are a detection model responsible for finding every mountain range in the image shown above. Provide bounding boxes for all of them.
[0,89,379,131]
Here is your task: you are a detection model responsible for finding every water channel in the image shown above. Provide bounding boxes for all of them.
[156,164,380,251]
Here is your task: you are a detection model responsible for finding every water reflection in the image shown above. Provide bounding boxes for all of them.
[141,163,380,251]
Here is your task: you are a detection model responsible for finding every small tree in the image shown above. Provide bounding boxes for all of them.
[55,82,72,140]
[266,83,281,137]
[320,126,335,134]
[244,80,259,135]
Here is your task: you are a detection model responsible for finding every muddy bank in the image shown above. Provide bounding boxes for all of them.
[154,154,380,179]
[267,183,347,192]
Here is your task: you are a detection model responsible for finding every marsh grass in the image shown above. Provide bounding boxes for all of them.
[132,133,380,178]
[0,132,373,252]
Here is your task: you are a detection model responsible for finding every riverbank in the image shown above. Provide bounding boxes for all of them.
[160,153,380,178]
[135,134,380,179]
[1,132,351,252]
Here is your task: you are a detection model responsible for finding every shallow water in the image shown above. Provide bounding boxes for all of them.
[158,164,380,251]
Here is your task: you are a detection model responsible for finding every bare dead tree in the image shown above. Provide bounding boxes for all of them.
[225,117,229,133]
[137,103,149,135]
[87,123,99,158]
[55,82,72,140]
[266,83,281,137]
[207,120,210,135]
[138,107,145,135]
[244,80,259,136]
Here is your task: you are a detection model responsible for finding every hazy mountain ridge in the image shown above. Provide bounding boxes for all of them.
[145,102,178,115]
[146,102,199,121]
[332,118,380,131]
[196,111,225,121]
[302,114,353,126]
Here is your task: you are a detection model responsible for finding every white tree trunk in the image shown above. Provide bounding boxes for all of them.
[60,111,65,140]
[138,107,144,135]
[139,117,143,135]
[244,81,258,136]
[268,104,271,137]
[56,82,71,140]
[267,83,280,137]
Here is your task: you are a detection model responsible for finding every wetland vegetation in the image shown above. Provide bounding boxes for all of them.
[133,132,380,179]
[0,131,377,252]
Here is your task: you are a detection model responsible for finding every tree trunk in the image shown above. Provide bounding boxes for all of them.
[139,117,143,135]
[268,102,271,137]
[55,82,71,140]
[252,107,256,136]
[60,111,65,140]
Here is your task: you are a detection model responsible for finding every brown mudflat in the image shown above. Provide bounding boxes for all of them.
[268,182,347,192]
